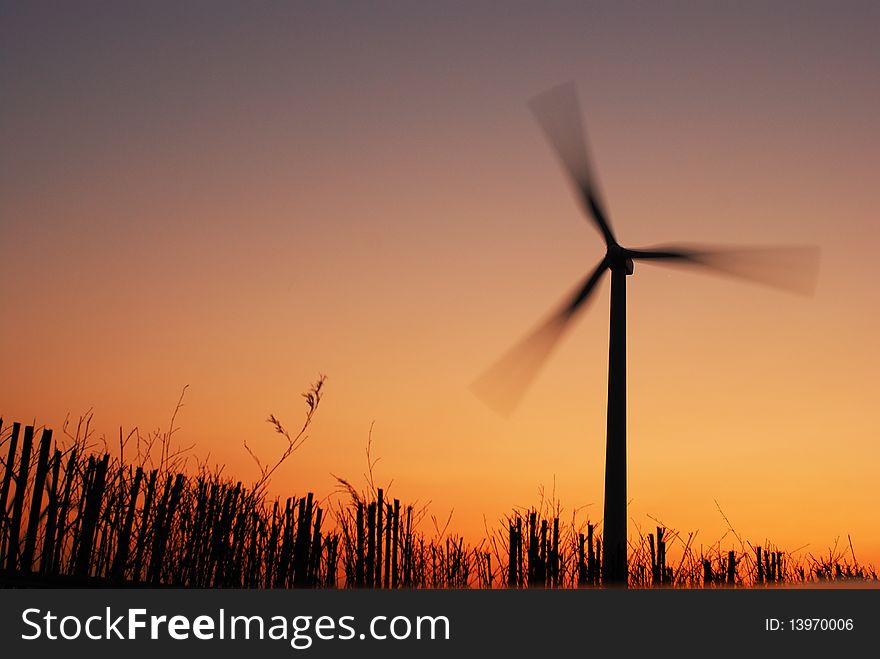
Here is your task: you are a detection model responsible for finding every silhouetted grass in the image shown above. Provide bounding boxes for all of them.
[0,393,876,588]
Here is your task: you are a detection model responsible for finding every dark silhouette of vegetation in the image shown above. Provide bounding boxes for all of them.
[0,386,875,588]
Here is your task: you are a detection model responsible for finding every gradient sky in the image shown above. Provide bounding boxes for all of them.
[2,1,879,564]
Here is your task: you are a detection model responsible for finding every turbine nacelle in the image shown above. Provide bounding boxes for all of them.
[606,244,634,275]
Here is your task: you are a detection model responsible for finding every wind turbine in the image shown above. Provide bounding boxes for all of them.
[473,82,819,587]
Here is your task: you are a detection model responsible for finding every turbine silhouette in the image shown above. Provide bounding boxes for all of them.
[473,82,820,587]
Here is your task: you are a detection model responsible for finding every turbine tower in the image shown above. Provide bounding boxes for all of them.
[474,82,819,587]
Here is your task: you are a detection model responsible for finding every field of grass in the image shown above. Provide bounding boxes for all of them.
[1,385,875,588]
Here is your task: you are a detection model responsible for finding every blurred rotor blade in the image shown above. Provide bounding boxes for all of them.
[626,244,821,295]
[472,260,608,416]
[529,82,616,246]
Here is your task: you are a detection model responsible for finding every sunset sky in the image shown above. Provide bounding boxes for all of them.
[2,2,879,564]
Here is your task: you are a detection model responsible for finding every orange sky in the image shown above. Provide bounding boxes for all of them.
[2,2,879,564]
